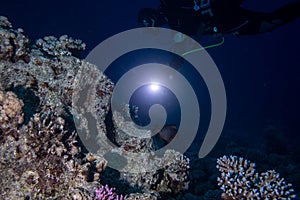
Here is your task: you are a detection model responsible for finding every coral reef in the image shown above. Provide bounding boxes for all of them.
[119,149,190,195]
[0,16,110,199]
[0,16,190,199]
[216,155,296,199]
[0,111,91,199]
[104,108,190,196]
[1,14,299,200]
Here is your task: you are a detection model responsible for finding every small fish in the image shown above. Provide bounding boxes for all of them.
[157,125,178,143]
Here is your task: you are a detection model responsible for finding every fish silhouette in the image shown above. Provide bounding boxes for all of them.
[157,125,178,143]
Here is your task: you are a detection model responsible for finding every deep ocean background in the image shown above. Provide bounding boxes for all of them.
[1,0,300,197]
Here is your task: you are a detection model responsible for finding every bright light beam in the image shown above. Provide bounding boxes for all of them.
[149,83,160,92]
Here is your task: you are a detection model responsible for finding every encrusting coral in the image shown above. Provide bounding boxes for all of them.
[0,90,24,136]
[216,155,296,199]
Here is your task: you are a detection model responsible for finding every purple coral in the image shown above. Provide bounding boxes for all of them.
[95,185,123,200]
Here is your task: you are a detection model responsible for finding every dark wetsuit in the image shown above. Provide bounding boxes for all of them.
[153,0,300,36]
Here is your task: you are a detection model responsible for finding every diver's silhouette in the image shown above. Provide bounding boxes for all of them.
[138,0,300,37]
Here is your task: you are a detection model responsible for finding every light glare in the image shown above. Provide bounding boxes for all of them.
[150,83,160,92]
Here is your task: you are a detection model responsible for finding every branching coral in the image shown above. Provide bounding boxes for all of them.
[216,155,296,199]
[95,184,124,200]
[35,35,86,57]
[0,16,30,62]
[0,107,96,199]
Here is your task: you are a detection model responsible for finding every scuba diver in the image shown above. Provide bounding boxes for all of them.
[137,0,300,37]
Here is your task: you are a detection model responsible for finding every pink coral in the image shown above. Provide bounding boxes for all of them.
[95,185,123,200]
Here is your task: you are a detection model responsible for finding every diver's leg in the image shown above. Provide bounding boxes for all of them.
[272,1,300,25]
[228,8,269,35]
[259,1,300,33]
[232,1,300,35]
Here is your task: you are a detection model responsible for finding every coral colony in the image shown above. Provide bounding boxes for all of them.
[216,155,296,199]
[95,185,123,200]
[0,15,297,199]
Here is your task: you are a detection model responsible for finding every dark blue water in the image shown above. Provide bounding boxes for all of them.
[1,0,300,197]
[2,0,298,135]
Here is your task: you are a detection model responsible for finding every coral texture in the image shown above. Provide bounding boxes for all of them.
[216,155,296,199]
[35,35,86,57]
[0,16,110,199]
[0,108,92,199]
[119,149,190,194]
[0,16,191,199]
[95,185,123,200]
[109,108,190,195]
[125,192,158,200]
[0,16,30,62]
[0,90,24,135]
